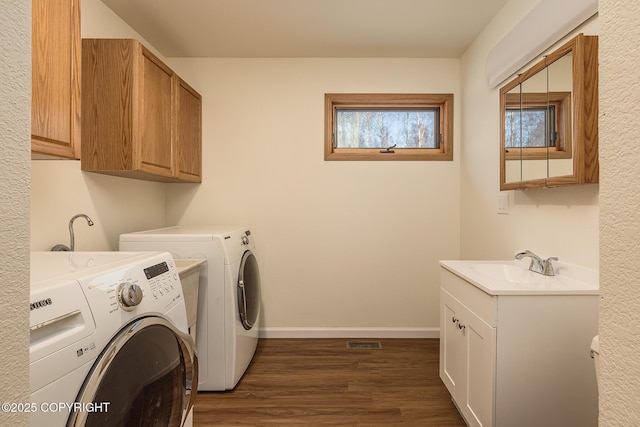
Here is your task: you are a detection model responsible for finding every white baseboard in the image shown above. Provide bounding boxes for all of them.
[259,327,439,339]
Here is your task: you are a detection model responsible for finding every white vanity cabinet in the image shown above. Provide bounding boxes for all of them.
[439,262,599,427]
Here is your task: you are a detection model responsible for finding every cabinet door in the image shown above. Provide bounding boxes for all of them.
[82,39,202,183]
[440,289,464,396]
[462,308,496,427]
[136,48,174,178]
[174,77,202,182]
[31,0,80,159]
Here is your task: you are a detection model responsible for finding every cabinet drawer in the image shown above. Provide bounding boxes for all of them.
[441,268,497,326]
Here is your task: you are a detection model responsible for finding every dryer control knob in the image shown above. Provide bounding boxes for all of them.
[117,282,143,311]
[241,236,250,245]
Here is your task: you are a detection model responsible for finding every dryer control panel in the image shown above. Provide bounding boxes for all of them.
[241,230,251,246]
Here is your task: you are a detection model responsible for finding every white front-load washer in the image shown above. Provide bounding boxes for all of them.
[30,251,197,427]
[119,226,261,391]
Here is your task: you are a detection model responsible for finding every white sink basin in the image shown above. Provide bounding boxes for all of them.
[439,259,598,295]
[469,263,553,284]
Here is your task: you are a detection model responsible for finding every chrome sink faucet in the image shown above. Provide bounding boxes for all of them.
[515,250,558,276]
[51,214,95,251]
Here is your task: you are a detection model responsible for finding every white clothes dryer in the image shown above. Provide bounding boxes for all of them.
[30,251,197,427]
[120,226,261,391]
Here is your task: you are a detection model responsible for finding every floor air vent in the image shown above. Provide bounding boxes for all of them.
[346,341,382,349]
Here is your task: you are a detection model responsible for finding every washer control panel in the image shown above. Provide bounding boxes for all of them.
[143,261,179,300]
[72,253,183,317]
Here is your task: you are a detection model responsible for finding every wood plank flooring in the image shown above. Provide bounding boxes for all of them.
[193,338,466,426]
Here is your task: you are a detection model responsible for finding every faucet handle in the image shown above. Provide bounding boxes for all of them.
[542,257,558,276]
[544,256,558,268]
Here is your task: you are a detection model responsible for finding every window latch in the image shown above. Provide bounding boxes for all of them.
[380,144,396,154]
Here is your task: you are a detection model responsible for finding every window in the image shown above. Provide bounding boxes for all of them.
[503,91,572,160]
[324,93,453,161]
[505,105,557,148]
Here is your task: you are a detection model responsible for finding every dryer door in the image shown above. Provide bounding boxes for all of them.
[68,316,197,427]
[237,250,261,330]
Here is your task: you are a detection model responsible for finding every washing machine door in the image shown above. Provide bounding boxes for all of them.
[237,250,261,330]
[68,316,197,427]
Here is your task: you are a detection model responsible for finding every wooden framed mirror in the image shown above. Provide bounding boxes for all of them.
[499,33,599,190]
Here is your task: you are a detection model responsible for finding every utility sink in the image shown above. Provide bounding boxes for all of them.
[174,259,206,330]
[439,259,598,295]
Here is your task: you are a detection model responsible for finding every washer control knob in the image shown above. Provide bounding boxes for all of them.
[241,235,250,245]
[117,282,143,311]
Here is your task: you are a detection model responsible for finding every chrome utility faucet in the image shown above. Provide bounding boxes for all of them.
[515,250,558,276]
[51,214,95,251]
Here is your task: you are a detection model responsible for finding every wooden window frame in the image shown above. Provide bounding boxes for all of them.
[324,93,453,161]
[503,91,572,160]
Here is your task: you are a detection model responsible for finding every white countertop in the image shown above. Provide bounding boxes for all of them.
[439,259,599,296]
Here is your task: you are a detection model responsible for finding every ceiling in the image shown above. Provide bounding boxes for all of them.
[100,0,510,58]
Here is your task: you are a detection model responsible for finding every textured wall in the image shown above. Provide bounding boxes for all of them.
[0,0,31,425]
[599,0,640,424]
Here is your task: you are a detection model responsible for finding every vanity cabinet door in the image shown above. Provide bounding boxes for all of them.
[440,286,496,427]
[440,289,464,395]
[31,0,81,159]
[463,306,496,427]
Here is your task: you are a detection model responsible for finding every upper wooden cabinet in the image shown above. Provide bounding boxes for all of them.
[499,34,598,190]
[31,0,81,159]
[81,39,202,183]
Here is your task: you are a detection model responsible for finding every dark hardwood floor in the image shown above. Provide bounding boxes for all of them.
[193,338,466,426]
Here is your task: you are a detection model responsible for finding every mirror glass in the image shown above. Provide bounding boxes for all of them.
[519,65,549,182]
[547,51,573,178]
[504,84,522,184]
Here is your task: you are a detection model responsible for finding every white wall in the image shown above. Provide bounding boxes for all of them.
[459,2,600,268]
[166,58,461,335]
[0,0,31,425]
[30,0,168,252]
[599,0,640,424]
